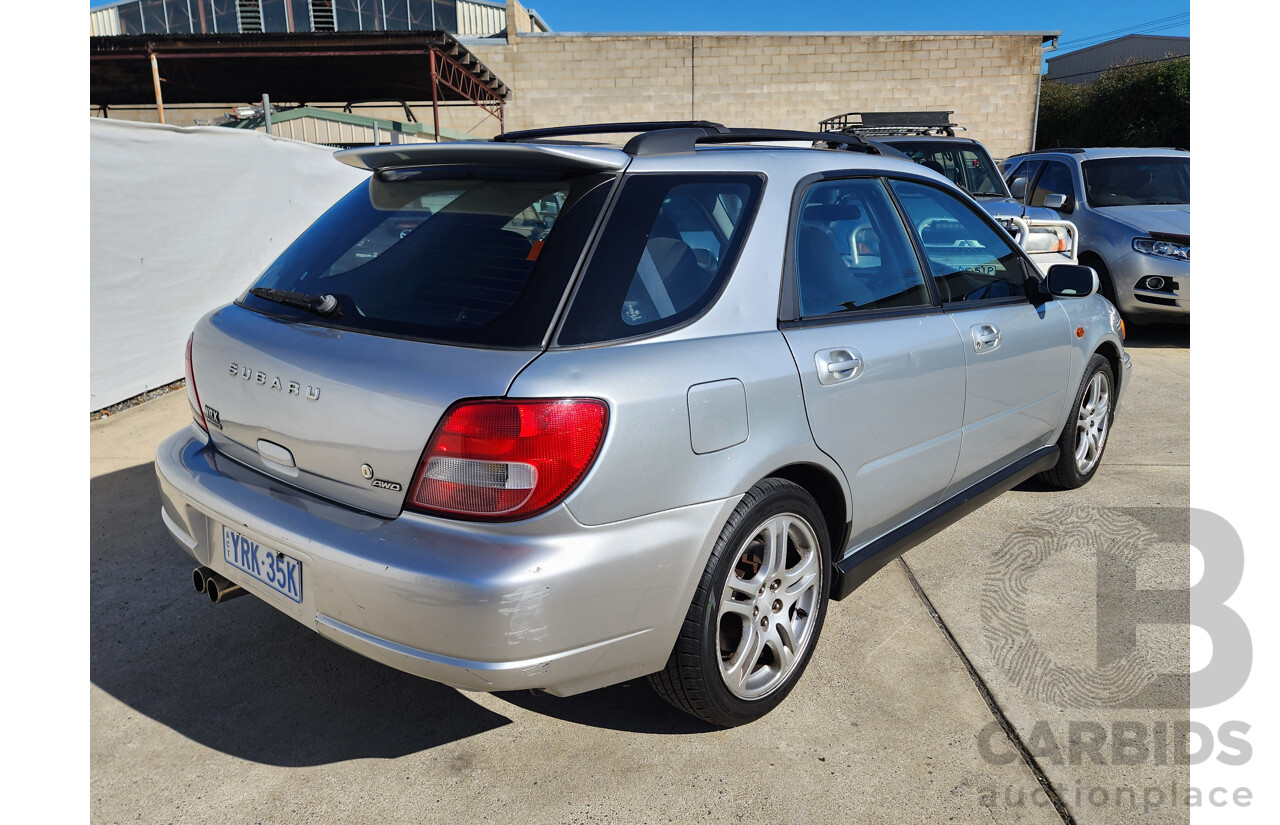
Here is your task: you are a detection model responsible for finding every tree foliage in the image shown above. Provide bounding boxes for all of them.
[1036,56,1189,149]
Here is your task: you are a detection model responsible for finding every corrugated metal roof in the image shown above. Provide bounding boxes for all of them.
[224,106,475,143]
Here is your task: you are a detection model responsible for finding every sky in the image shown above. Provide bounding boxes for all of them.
[88,0,1191,62]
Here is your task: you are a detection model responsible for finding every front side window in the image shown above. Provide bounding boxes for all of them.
[1029,161,1076,208]
[793,179,930,317]
[1083,157,1190,207]
[889,180,1027,303]
[557,175,762,346]
[242,168,613,347]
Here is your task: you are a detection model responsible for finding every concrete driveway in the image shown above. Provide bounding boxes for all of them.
[90,326,1188,825]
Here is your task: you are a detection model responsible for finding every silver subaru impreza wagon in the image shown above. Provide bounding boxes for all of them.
[156,122,1130,726]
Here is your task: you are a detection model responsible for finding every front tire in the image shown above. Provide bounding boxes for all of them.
[1039,353,1115,489]
[648,479,831,726]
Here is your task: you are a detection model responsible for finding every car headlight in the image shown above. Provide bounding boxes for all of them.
[1133,237,1190,262]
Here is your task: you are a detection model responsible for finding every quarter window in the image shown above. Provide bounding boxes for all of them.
[793,179,930,316]
[558,175,762,346]
[889,180,1027,302]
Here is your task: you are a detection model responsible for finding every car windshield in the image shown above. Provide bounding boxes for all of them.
[1082,157,1189,207]
[891,141,1007,197]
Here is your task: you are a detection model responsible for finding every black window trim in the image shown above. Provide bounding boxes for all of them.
[549,170,769,350]
[537,173,628,349]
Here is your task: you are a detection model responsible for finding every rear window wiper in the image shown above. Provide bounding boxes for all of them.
[249,287,341,317]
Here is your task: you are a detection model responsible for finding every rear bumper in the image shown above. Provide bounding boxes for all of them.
[155,427,736,696]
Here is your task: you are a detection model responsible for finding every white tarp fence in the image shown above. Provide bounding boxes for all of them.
[90,119,368,411]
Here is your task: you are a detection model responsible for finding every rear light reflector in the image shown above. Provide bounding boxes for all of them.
[185,333,208,432]
[407,399,608,521]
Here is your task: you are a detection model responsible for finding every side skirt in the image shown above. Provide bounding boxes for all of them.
[829,445,1060,601]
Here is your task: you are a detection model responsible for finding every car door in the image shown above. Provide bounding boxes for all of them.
[887,179,1072,496]
[780,177,967,550]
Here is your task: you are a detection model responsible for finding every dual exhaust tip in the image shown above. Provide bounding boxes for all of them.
[193,566,247,604]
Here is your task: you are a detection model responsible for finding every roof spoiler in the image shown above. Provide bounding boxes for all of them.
[335,142,631,173]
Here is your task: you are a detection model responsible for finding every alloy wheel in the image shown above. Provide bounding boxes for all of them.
[716,514,822,700]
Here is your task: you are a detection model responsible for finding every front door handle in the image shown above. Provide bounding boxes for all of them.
[815,348,863,386]
[971,323,1001,353]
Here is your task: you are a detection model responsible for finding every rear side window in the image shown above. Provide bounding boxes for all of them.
[889,180,1026,303]
[241,169,614,348]
[794,178,930,316]
[557,174,763,346]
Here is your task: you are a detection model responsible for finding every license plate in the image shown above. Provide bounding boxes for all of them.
[221,525,303,603]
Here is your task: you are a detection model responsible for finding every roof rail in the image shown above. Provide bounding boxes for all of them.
[493,121,730,143]
[819,111,961,137]
[491,121,878,156]
[626,127,875,155]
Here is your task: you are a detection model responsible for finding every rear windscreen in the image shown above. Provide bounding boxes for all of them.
[888,141,1006,197]
[240,168,615,348]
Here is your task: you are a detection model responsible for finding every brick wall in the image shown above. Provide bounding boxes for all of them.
[467,31,1046,160]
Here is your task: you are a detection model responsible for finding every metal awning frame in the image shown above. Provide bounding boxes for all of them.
[90,32,508,139]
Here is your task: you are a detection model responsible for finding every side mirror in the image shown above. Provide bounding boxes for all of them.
[1042,193,1074,212]
[1046,264,1098,298]
[1009,177,1027,200]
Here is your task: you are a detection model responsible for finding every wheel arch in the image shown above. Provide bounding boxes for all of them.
[1094,339,1123,389]
[760,462,849,562]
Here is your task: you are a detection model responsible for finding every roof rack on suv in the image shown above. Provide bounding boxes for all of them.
[493,121,879,156]
[819,111,961,137]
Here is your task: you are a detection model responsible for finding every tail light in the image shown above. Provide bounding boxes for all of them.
[185,333,208,432]
[407,399,608,521]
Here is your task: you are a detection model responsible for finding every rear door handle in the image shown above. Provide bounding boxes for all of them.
[815,348,863,385]
[971,324,1001,353]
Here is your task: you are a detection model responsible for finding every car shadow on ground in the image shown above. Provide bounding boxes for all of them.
[91,463,710,765]
[91,463,512,766]
[494,682,718,735]
[1122,321,1189,349]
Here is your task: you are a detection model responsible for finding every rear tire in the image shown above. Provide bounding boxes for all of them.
[648,479,831,727]
[1039,353,1115,489]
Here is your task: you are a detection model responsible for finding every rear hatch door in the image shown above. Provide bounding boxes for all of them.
[190,148,624,517]
[194,309,537,518]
